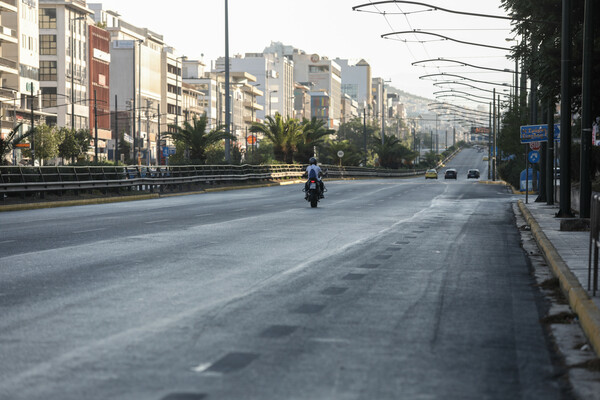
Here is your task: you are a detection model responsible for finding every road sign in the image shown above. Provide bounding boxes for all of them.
[247,135,257,145]
[529,141,541,151]
[15,143,30,148]
[528,150,540,164]
[520,124,561,143]
[337,150,344,158]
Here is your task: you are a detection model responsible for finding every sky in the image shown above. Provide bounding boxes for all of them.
[91,0,516,106]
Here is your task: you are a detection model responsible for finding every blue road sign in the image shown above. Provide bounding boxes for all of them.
[520,124,561,143]
[528,150,540,164]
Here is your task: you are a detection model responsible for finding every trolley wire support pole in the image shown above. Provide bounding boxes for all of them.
[94,89,99,162]
[115,95,119,165]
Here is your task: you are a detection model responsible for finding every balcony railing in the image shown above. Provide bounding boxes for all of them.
[0,0,17,11]
[0,56,17,71]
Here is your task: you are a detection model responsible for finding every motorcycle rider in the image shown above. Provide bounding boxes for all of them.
[305,157,325,198]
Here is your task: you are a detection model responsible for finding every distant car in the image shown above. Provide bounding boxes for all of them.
[444,169,457,179]
[425,169,438,179]
[467,169,480,179]
[482,155,489,161]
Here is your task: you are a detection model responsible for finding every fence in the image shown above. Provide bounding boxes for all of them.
[0,164,427,198]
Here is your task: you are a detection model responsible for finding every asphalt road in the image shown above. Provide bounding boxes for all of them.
[0,148,567,399]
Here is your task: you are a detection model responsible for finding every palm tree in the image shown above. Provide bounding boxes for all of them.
[372,134,415,169]
[250,113,304,163]
[163,115,235,164]
[0,123,26,165]
[296,117,335,162]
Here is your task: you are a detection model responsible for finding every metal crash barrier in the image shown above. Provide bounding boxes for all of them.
[589,192,600,295]
[0,164,428,199]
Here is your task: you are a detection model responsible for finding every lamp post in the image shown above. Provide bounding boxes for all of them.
[70,16,84,131]
[269,90,278,116]
[224,0,231,163]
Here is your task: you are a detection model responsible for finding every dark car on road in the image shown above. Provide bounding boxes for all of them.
[444,169,457,180]
[467,169,480,179]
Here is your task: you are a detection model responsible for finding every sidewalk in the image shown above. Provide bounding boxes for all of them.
[518,200,600,357]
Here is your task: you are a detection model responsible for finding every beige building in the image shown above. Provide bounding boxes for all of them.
[39,0,91,132]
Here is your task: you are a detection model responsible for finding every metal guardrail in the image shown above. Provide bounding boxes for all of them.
[589,192,600,295]
[0,164,427,196]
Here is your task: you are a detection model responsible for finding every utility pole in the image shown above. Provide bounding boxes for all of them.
[94,89,98,162]
[30,83,35,166]
[115,95,119,165]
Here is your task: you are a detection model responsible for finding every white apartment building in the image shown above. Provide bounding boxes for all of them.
[216,52,292,121]
[335,58,372,113]
[39,0,90,131]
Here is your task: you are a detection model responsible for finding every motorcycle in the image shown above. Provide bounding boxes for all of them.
[302,170,327,208]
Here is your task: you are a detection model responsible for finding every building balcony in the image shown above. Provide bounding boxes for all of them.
[0,26,17,44]
[0,0,17,13]
[0,86,15,100]
[243,100,263,111]
[0,56,17,75]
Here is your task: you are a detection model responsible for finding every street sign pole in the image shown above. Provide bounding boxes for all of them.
[525,144,529,204]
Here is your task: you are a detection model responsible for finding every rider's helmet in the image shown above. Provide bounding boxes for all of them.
[309,157,317,165]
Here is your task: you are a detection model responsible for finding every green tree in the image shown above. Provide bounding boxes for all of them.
[372,133,416,169]
[0,123,26,165]
[58,128,91,163]
[163,114,234,164]
[118,132,132,164]
[250,113,304,163]
[337,117,380,153]
[295,117,335,162]
[320,140,363,166]
[23,124,60,165]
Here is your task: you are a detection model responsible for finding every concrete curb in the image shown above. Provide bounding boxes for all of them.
[0,180,306,212]
[0,194,160,212]
[518,200,600,357]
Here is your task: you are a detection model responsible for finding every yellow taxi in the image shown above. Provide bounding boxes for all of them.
[482,155,489,161]
[425,169,438,179]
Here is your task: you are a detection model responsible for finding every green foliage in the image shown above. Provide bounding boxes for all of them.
[163,114,235,164]
[245,141,276,165]
[371,133,416,169]
[501,0,600,113]
[421,151,439,169]
[250,113,304,163]
[58,128,91,163]
[295,117,335,162]
[320,140,363,166]
[0,123,26,165]
[22,124,60,164]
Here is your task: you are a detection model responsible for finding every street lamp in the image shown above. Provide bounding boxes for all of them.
[70,16,84,131]
[268,90,278,116]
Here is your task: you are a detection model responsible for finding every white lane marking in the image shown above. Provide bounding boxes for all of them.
[195,213,213,217]
[191,363,212,373]
[144,219,169,224]
[233,209,246,212]
[0,240,16,244]
[310,338,351,344]
[73,228,106,234]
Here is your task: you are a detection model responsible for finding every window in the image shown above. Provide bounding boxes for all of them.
[40,61,57,81]
[40,35,56,55]
[39,8,57,29]
[41,87,57,108]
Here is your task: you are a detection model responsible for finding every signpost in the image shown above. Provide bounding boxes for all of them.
[337,150,344,167]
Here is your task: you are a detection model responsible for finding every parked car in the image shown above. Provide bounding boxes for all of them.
[444,169,457,179]
[425,169,438,179]
[467,169,480,179]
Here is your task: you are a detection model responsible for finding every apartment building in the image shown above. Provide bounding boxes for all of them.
[90,3,168,165]
[216,52,292,121]
[335,58,372,113]
[88,23,110,158]
[39,0,91,131]
[293,53,341,129]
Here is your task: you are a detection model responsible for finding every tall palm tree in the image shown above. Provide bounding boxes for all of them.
[0,123,26,165]
[296,117,335,161]
[250,113,303,163]
[164,115,234,164]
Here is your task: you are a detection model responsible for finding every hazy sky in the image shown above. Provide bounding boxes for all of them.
[92,0,515,103]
